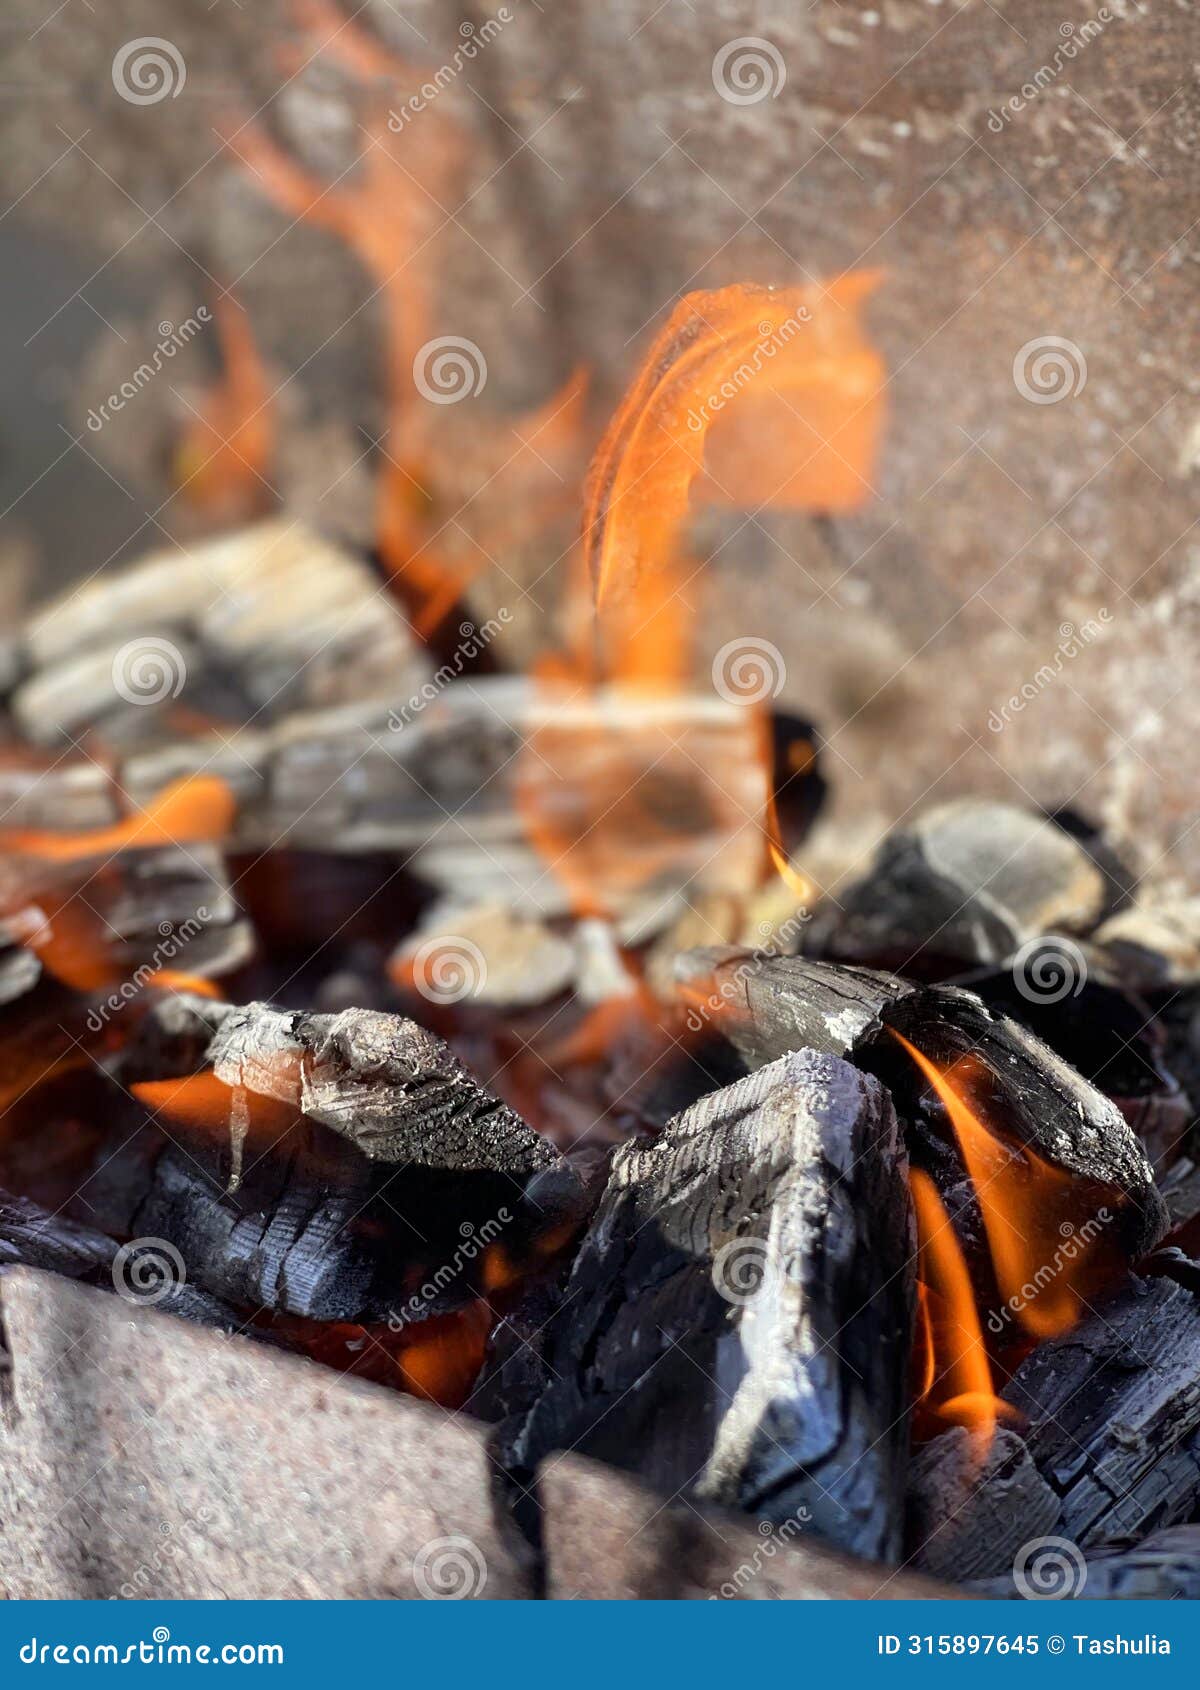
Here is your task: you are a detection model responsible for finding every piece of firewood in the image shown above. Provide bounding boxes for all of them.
[502,1048,915,1562]
[6,519,428,747]
[207,1002,571,1183]
[677,950,1166,1258]
[906,1427,1060,1583]
[806,799,1109,970]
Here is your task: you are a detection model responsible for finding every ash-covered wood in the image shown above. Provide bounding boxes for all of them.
[1003,1275,1200,1550]
[5,519,427,748]
[0,681,767,916]
[208,1002,567,1183]
[966,1525,1200,1599]
[806,799,1109,970]
[503,1048,915,1562]
[677,950,1166,1259]
[675,947,914,1063]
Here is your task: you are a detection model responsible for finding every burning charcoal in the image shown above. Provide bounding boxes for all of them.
[391,901,576,1010]
[84,1116,380,1322]
[675,948,915,1062]
[0,1189,118,1281]
[906,1427,1060,1583]
[807,799,1109,971]
[207,1002,569,1182]
[503,1049,915,1562]
[6,519,428,747]
[956,962,1192,1175]
[1003,1275,1200,1550]
[867,985,1167,1259]
[679,950,1167,1259]
[0,682,767,918]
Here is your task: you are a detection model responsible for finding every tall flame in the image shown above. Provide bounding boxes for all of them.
[894,1030,1119,1343]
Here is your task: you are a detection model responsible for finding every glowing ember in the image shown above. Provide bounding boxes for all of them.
[0,775,235,864]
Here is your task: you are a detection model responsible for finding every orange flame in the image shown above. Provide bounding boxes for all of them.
[895,1031,1120,1343]
[583,277,884,621]
[175,292,275,518]
[910,1167,1010,1440]
[698,271,886,512]
[0,777,236,993]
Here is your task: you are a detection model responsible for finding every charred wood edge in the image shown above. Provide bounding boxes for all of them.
[676,948,1167,1257]
[969,1526,1200,1600]
[4,518,428,744]
[83,1120,383,1323]
[0,682,767,910]
[496,1048,915,1564]
[0,1186,244,1334]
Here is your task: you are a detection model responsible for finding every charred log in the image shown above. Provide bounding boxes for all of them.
[503,1049,915,1562]
[4,519,427,748]
[677,950,1166,1259]
[1003,1275,1200,1550]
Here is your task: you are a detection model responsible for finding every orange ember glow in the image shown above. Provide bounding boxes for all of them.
[0,775,235,864]
[910,1167,1009,1440]
[175,293,275,519]
[895,1031,1120,1343]
[133,1071,298,1151]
